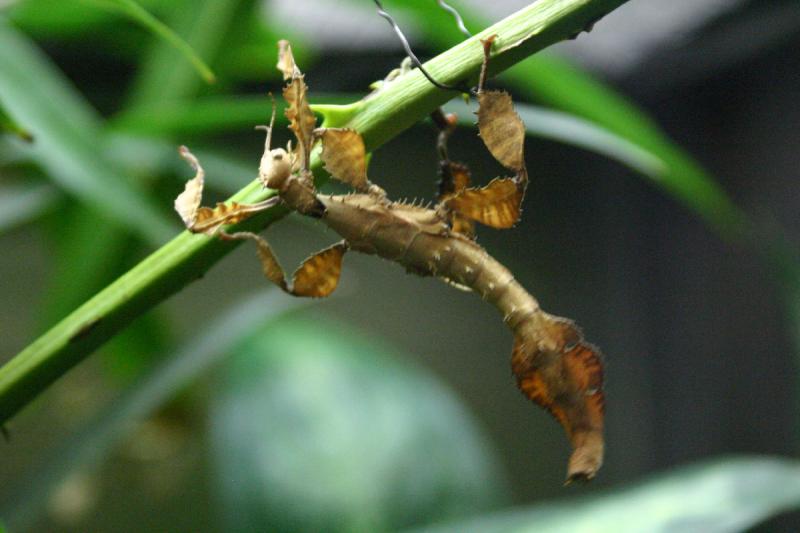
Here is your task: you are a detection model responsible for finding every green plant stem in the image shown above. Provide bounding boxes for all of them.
[0,0,629,423]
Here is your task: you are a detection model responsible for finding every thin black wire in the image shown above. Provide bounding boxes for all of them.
[372,0,470,93]
[437,0,472,38]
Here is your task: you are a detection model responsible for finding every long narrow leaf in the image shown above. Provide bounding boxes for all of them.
[0,289,306,531]
[0,183,60,233]
[445,100,665,178]
[376,0,750,242]
[88,0,216,84]
[125,0,243,110]
[411,456,800,533]
[0,21,175,245]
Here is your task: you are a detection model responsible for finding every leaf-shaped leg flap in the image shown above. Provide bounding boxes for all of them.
[291,241,348,298]
[437,160,475,238]
[176,146,279,235]
[445,177,522,229]
[477,90,526,174]
[318,128,374,192]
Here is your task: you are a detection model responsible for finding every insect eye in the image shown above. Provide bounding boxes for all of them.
[273,153,283,160]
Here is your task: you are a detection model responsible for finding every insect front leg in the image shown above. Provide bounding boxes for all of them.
[222,230,348,298]
[175,146,281,235]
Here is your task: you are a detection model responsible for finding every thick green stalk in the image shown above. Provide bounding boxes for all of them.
[0,0,629,423]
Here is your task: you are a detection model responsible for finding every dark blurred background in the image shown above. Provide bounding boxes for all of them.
[1,0,800,531]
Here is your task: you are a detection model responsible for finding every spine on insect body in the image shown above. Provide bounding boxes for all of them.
[319,193,605,481]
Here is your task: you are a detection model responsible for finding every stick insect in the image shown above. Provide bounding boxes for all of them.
[174,40,605,482]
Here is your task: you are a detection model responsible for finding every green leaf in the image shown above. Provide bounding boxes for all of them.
[125,0,245,110]
[411,456,800,533]
[87,0,216,84]
[0,101,33,141]
[211,317,508,533]
[0,21,175,245]
[0,182,60,233]
[0,289,306,531]
[110,93,358,136]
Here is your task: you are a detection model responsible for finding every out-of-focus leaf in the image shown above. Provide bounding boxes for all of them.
[104,133,255,193]
[0,103,32,141]
[88,0,216,83]
[210,317,509,533]
[446,100,665,178]
[8,0,113,37]
[503,54,749,241]
[412,456,800,533]
[125,0,244,110]
[371,0,749,242]
[0,289,305,532]
[110,93,355,136]
[0,21,175,245]
[0,183,60,233]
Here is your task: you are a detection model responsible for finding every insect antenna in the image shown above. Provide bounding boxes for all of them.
[372,0,471,94]
[255,93,278,150]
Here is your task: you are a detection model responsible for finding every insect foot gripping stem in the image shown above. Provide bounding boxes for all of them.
[511,316,605,483]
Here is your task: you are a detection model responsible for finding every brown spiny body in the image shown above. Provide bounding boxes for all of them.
[277,181,605,480]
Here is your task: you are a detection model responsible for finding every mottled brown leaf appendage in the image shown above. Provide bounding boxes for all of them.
[277,39,299,81]
[477,90,526,173]
[445,177,521,229]
[511,318,605,482]
[172,39,607,483]
[319,128,369,191]
[437,160,475,237]
[291,241,348,297]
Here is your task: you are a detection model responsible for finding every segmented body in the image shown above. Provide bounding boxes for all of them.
[175,38,606,482]
[318,191,604,479]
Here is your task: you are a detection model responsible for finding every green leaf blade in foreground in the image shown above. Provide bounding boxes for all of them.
[0,21,175,245]
[0,0,630,424]
[412,456,800,533]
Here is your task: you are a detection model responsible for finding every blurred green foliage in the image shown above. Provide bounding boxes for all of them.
[1,0,800,531]
[211,317,509,532]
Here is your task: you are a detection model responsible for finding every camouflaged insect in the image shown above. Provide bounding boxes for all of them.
[174,39,605,482]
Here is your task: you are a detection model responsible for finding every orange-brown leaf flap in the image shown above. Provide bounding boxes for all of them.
[445,177,522,229]
[283,76,317,172]
[276,39,299,81]
[175,146,205,227]
[511,317,604,482]
[319,128,369,191]
[477,90,526,174]
[437,161,475,238]
[278,42,316,172]
[291,241,348,297]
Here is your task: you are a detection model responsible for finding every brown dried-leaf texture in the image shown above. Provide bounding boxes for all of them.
[277,39,298,81]
[174,146,205,227]
[438,161,475,237]
[283,76,317,171]
[238,231,346,298]
[175,146,266,235]
[478,90,526,173]
[511,318,604,482]
[446,178,522,229]
[291,241,347,297]
[319,129,369,191]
